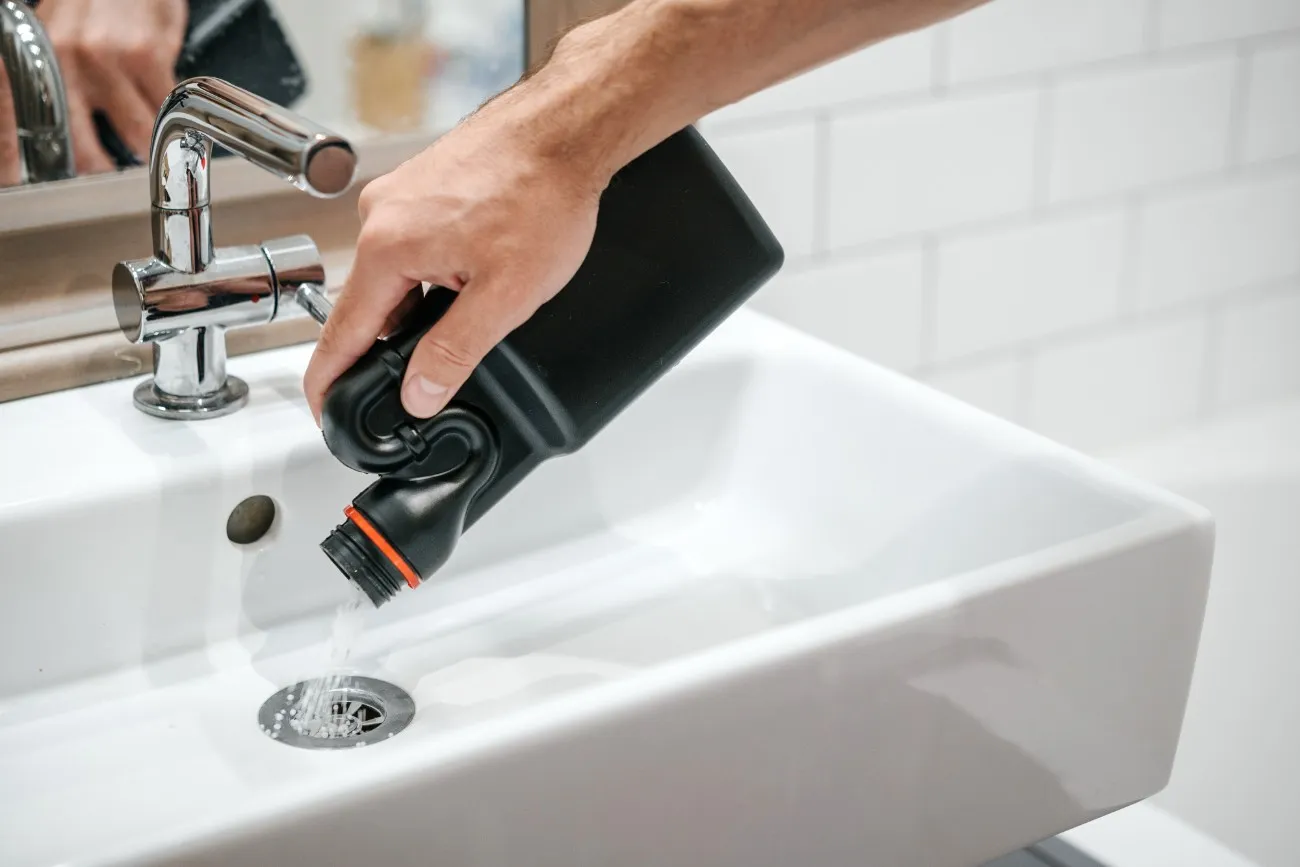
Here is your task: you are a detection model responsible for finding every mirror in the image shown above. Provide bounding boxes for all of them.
[0,0,525,190]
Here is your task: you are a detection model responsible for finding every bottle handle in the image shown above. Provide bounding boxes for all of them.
[320,287,483,478]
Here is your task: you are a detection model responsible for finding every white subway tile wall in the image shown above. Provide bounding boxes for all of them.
[1134,170,1300,311]
[1242,41,1300,164]
[1027,314,1208,451]
[710,31,934,123]
[1156,0,1300,48]
[923,354,1025,423]
[1047,55,1237,203]
[1211,283,1300,412]
[945,0,1147,83]
[933,209,1126,361]
[706,0,1300,454]
[749,251,926,370]
[827,91,1038,246]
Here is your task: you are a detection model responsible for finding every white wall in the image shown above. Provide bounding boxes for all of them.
[702,0,1300,456]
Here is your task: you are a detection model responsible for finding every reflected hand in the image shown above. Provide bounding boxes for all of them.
[0,62,17,187]
[302,87,608,425]
[38,0,187,174]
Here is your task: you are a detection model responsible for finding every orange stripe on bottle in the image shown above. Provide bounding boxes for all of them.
[344,505,421,589]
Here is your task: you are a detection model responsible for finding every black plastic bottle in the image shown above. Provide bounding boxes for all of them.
[319,127,783,607]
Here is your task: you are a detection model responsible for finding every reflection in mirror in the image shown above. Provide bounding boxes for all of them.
[0,0,524,190]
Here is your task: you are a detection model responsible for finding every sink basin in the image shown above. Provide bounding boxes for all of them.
[0,310,1212,867]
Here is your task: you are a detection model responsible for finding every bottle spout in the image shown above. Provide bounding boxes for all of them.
[320,404,500,607]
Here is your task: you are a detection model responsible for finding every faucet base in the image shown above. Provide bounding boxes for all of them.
[132,377,249,420]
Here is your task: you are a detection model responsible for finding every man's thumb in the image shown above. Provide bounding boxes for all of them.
[401,286,523,418]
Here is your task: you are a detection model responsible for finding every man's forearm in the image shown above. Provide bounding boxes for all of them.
[510,0,989,183]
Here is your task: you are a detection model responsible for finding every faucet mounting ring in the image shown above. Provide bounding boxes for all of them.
[133,376,249,421]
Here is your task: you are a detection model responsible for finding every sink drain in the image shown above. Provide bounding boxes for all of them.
[258,675,415,749]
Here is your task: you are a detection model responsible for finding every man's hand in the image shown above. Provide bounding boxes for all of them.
[0,63,18,187]
[302,0,990,422]
[303,86,607,423]
[38,0,187,174]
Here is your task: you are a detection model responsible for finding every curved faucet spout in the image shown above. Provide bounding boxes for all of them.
[150,76,356,211]
[149,77,356,273]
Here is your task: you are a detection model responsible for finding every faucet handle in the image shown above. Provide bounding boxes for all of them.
[151,77,358,210]
[114,234,328,344]
[113,233,330,419]
[285,282,334,326]
[260,234,333,324]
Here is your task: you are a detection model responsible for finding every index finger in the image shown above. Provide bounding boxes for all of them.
[302,243,417,425]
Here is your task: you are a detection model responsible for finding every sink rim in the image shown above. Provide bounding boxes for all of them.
[0,309,1215,867]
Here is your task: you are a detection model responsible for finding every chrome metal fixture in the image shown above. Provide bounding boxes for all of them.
[258,675,416,750]
[113,77,354,419]
[0,0,74,183]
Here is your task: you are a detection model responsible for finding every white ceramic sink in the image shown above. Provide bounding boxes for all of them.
[0,310,1212,867]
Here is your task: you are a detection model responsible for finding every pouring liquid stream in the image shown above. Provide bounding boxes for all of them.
[288,584,371,738]
[284,290,371,738]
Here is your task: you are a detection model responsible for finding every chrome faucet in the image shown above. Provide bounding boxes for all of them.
[113,77,354,420]
[0,0,74,183]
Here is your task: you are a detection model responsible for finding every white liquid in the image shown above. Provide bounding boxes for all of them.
[289,586,371,738]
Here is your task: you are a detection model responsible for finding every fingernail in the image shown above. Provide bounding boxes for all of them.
[402,375,449,418]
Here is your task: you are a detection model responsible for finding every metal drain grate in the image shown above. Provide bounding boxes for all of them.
[258,675,415,750]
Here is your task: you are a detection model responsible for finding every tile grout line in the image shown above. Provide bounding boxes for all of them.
[1197,303,1223,420]
[1223,274,1300,308]
[919,236,940,366]
[914,276,1300,419]
[906,274,1300,378]
[1142,0,1164,53]
[1116,193,1146,317]
[912,345,1021,379]
[703,27,1299,137]
[787,153,1300,269]
[1224,42,1254,170]
[1030,74,1057,213]
[1015,344,1037,428]
[810,111,833,257]
[930,24,951,96]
